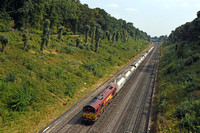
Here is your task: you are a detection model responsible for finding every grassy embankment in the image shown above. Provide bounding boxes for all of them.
[152,42,200,132]
[0,31,151,132]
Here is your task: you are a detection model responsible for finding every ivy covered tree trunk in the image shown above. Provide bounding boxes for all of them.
[95,24,101,52]
[2,43,6,53]
[45,29,50,47]
[123,30,127,43]
[76,38,80,47]
[40,19,50,52]
[85,25,90,43]
[116,31,120,41]
[0,35,8,53]
[106,31,110,41]
[91,26,95,44]
[73,19,78,34]
[112,32,116,43]
[120,32,123,41]
[58,26,64,42]
[95,37,99,52]
[40,39,45,51]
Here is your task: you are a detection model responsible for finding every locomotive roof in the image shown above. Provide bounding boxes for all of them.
[85,84,116,110]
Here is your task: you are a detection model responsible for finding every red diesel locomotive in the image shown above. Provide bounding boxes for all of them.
[82,84,117,122]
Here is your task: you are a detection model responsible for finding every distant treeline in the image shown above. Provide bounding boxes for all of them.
[0,0,150,41]
[168,11,200,43]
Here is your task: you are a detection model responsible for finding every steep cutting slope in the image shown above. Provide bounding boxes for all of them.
[152,11,200,133]
[0,32,150,132]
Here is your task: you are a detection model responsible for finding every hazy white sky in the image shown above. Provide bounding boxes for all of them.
[80,0,200,37]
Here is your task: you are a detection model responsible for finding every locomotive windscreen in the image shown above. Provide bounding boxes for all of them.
[83,106,95,114]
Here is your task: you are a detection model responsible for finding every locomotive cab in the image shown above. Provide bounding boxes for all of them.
[82,105,96,122]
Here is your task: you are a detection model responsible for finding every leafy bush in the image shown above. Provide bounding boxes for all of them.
[63,31,73,35]
[94,69,104,78]
[77,43,89,50]
[78,44,85,50]
[0,23,9,32]
[184,57,193,66]
[23,60,34,70]
[108,56,115,65]
[84,63,97,71]
[51,43,58,49]
[83,63,104,78]
[192,53,200,62]
[64,46,74,54]
[174,101,192,119]
[69,42,75,46]
[6,82,37,111]
[174,100,200,132]
[5,72,16,82]
[55,68,62,77]
[64,84,76,98]
[30,29,42,34]
[179,113,198,131]
[27,62,33,70]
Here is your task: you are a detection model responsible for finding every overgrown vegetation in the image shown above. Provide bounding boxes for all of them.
[0,32,150,132]
[152,11,200,132]
[0,0,152,132]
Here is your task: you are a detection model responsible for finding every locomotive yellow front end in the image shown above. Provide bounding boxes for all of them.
[82,105,97,122]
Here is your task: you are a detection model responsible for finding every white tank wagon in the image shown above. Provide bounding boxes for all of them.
[144,53,148,57]
[138,57,143,64]
[124,70,132,79]
[133,61,139,68]
[129,65,136,72]
[137,58,141,65]
[148,46,154,52]
[111,45,154,93]
[114,75,126,92]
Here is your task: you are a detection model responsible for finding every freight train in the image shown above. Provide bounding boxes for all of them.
[82,46,154,123]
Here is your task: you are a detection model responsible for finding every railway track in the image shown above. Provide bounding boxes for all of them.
[39,44,160,133]
[90,43,160,133]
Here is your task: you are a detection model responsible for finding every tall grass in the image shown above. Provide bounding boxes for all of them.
[0,31,150,132]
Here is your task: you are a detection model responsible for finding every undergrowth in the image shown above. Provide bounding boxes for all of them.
[0,31,150,132]
[152,42,200,132]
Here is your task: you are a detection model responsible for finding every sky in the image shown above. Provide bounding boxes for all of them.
[80,0,200,37]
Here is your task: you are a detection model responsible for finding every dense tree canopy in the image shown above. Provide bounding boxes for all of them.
[168,10,200,43]
[0,0,150,41]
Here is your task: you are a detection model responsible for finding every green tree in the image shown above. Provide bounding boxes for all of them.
[85,25,90,43]
[76,38,80,47]
[58,26,64,42]
[112,32,116,43]
[122,30,127,43]
[0,35,8,53]
[106,31,110,41]
[116,31,120,41]
[197,10,200,18]
[41,19,50,51]
[90,26,95,44]
[95,24,101,52]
